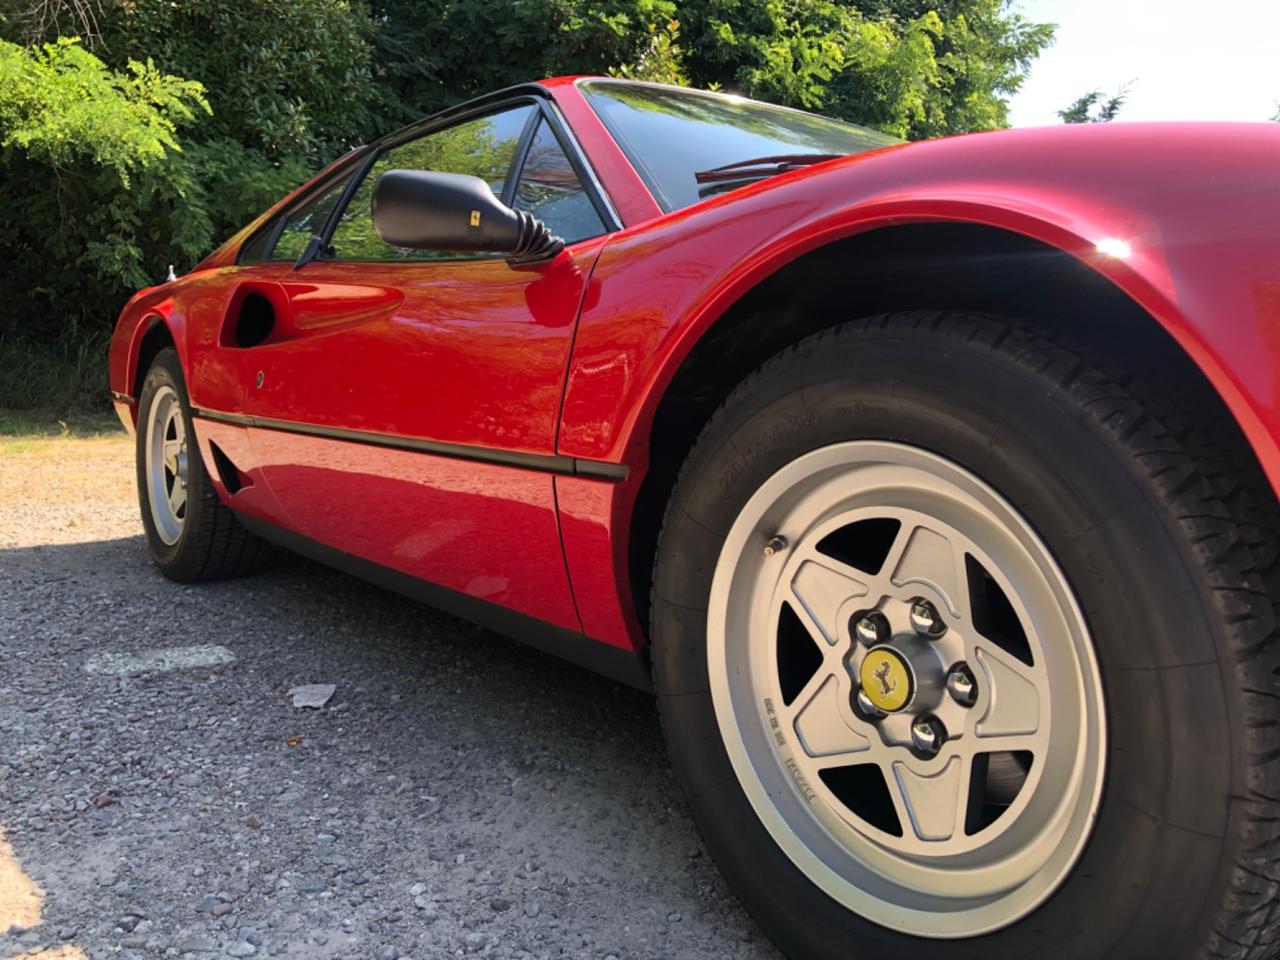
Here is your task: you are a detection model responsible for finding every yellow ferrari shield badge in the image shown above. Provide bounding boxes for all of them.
[859,647,912,713]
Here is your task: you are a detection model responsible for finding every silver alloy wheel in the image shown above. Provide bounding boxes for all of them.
[144,384,190,546]
[707,441,1105,938]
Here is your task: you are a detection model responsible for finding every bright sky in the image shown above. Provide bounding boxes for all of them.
[1008,0,1280,126]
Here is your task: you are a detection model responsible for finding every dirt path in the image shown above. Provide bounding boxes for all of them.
[0,432,775,959]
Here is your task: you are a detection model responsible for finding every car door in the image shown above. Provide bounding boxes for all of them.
[222,100,613,631]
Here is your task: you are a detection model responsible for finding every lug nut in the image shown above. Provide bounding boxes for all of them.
[946,663,978,707]
[763,535,788,557]
[909,598,946,638]
[853,612,890,646]
[910,715,946,756]
[854,688,886,721]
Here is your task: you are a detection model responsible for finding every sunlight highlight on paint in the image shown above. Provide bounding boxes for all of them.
[1095,237,1132,259]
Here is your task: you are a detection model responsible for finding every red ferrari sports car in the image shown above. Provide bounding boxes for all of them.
[109,77,1280,959]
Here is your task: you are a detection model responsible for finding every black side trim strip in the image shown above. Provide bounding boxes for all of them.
[112,391,136,405]
[234,511,653,692]
[192,408,627,481]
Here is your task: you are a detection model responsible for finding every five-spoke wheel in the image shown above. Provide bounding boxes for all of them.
[708,441,1105,937]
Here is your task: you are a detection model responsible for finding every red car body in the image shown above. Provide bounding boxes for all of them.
[108,77,1280,687]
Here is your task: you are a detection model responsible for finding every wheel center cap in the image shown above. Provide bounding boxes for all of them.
[859,646,915,713]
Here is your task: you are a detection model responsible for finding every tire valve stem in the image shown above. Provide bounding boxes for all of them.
[763,535,789,558]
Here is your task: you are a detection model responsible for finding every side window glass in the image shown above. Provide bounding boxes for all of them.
[330,105,535,261]
[512,120,605,244]
[267,172,353,262]
[239,220,277,263]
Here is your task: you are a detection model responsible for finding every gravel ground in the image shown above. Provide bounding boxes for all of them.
[0,432,778,960]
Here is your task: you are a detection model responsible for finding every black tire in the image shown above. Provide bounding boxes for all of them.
[136,347,269,582]
[651,311,1280,959]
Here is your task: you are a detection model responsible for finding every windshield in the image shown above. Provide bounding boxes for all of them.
[581,80,900,211]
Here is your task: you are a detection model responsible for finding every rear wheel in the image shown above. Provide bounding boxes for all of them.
[651,312,1280,959]
[136,347,268,581]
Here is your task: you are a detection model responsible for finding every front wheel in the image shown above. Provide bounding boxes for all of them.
[651,312,1280,959]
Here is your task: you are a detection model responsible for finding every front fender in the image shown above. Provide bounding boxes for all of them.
[108,287,183,431]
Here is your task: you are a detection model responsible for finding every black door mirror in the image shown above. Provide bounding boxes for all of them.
[371,170,564,264]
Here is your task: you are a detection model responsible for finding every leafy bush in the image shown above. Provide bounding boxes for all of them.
[366,0,683,125]
[679,0,1054,139]
[0,4,376,415]
[0,37,211,338]
[0,317,111,412]
[0,0,1055,414]
[96,0,378,159]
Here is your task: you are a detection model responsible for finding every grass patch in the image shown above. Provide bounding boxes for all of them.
[0,320,113,418]
[0,407,123,441]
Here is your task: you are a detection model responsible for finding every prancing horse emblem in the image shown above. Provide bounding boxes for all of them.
[859,648,912,713]
[873,660,897,698]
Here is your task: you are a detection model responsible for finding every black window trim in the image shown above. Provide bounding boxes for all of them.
[578,78,679,213]
[501,106,544,208]
[236,85,624,268]
[317,96,543,266]
[306,151,380,264]
[526,99,622,234]
[319,94,621,264]
[235,150,369,266]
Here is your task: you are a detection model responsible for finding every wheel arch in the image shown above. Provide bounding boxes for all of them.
[117,304,186,430]
[131,316,177,400]
[624,213,1279,634]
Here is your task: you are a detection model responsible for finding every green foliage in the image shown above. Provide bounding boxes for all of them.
[0,0,1058,414]
[0,315,112,413]
[1059,87,1128,123]
[86,0,379,251]
[183,138,312,241]
[677,0,1054,139]
[0,37,212,349]
[96,0,377,159]
[366,0,682,125]
[611,18,688,85]
[0,35,207,185]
